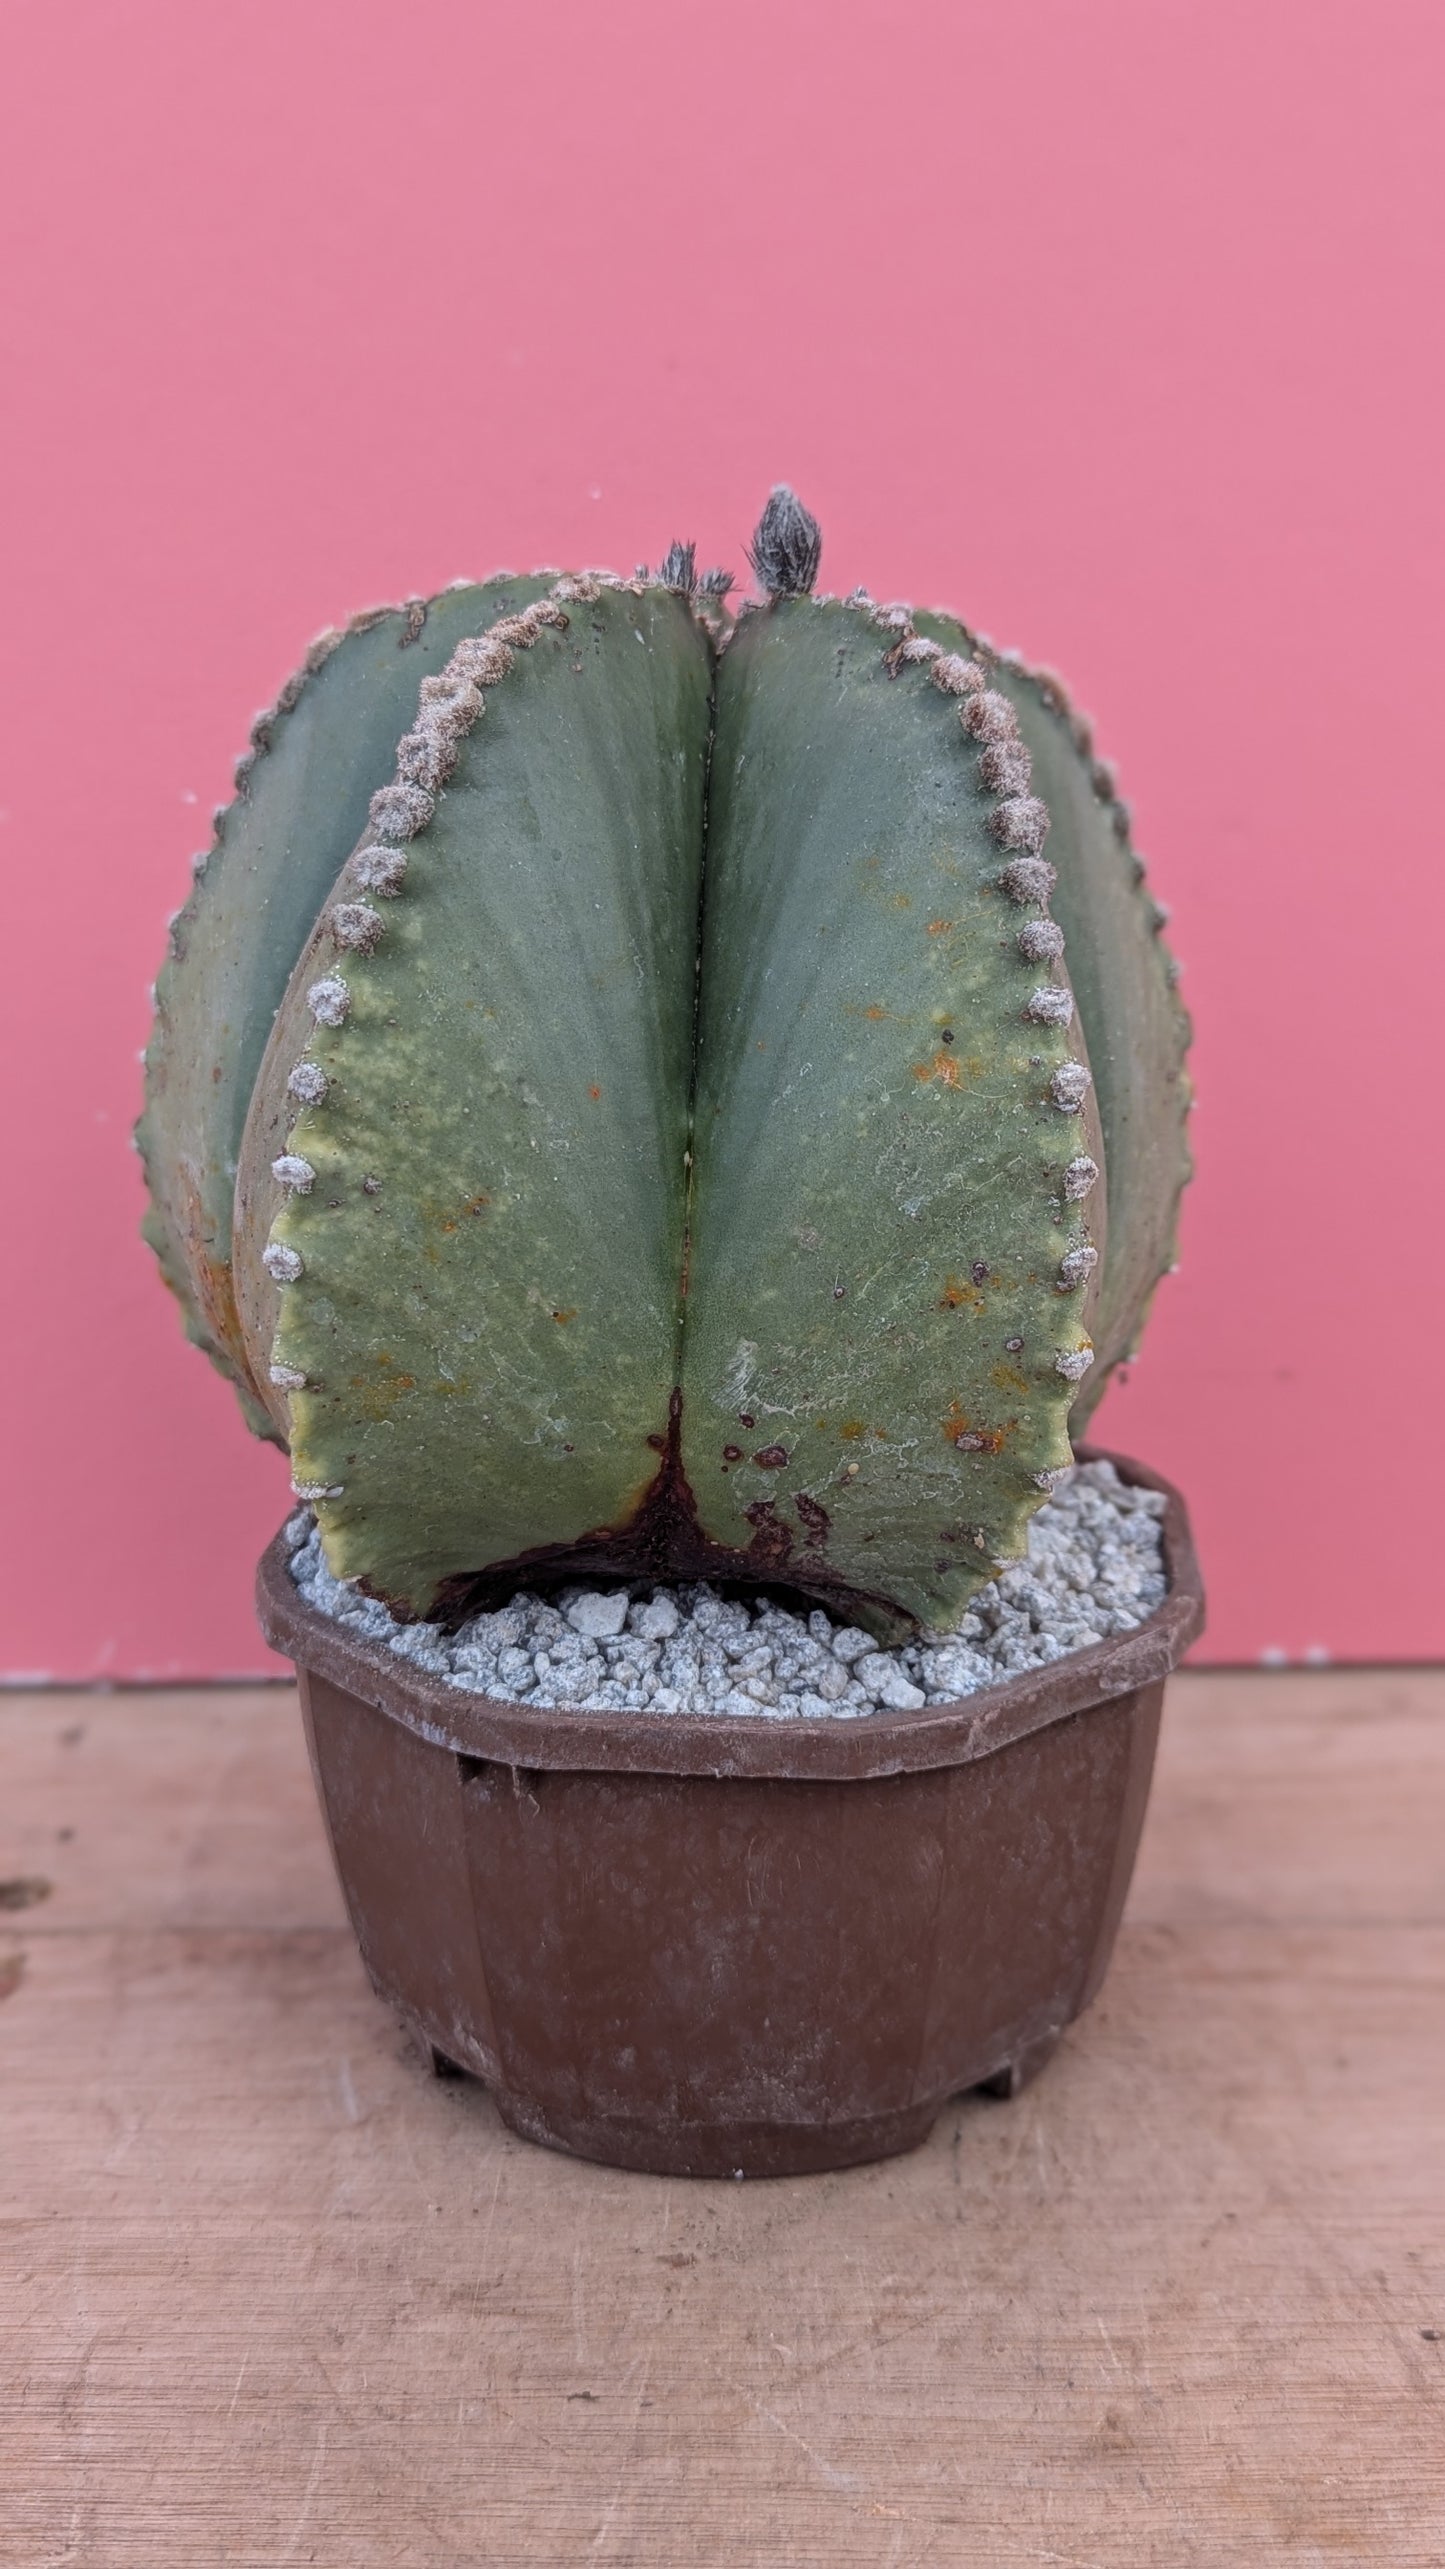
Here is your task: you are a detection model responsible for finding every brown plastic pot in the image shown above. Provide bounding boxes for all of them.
[256,1447,1203,2179]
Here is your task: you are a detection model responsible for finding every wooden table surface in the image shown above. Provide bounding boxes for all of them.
[3,1669,1442,2567]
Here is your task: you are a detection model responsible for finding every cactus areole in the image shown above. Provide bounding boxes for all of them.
[140,492,1191,1643]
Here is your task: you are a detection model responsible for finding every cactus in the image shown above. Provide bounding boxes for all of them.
[140,492,1190,1640]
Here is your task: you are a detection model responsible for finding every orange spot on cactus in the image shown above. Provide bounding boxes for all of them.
[891,892,913,910]
[588,1085,602,1101]
[347,1368,417,1420]
[177,1169,252,1384]
[864,1005,890,1022]
[992,1359,1030,1395]
[912,1051,962,1087]
[938,1274,985,1313]
[193,1250,244,1368]
[438,1189,491,1235]
[942,1401,1009,1456]
[551,1307,578,1326]
[840,1420,867,1441]
[927,918,953,936]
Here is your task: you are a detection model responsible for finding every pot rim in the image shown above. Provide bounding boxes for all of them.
[255,1444,1204,1784]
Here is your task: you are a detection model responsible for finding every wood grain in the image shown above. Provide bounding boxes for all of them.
[2,1670,1442,2567]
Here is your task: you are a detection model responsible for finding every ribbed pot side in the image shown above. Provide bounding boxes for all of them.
[257,1449,1204,2179]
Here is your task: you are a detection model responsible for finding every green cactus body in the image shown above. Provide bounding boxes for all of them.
[678,597,1108,1629]
[233,581,711,1609]
[142,501,1190,1638]
[138,575,555,1430]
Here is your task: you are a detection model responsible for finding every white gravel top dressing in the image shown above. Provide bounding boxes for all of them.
[286,1459,1168,1721]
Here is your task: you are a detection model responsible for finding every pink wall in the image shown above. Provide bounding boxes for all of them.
[2,0,1441,1679]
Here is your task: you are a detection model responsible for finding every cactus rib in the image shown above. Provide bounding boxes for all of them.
[678,590,1106,1632]
[979,640,1193,1410]
[137,574,559,1428]
[233,577,713,1613]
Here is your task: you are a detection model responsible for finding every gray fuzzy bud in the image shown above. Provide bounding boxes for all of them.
[450,637,514,686]
[1027,664,1073,718]
[272,1154,316,1193]
[269,1363,308,1391]
[1049,1061,1093,1113]
[998,854,1058,905]
[989,796,1051,854]
[1054,1346,1096,1382]
[979,738,1034,797]
[932,654,986,696]
[262,1242,304,1283]
[417,672,481,713]
[962,691,1019,743]
[291,1480,344,1501]
[1026,985,1074,1028]
[1058,1243,1099,1291]
[1062,1155,1099,1201]
[368,782,434,839]
[348,845,408,897]
[394,725,457,792]
[488,603,565,647]
[286,1060,329,1105]
[303,629,343,677]
[746,485,822,595]
[330,902,384,954]
[307,976,350,1027]
[1017,918,1065,963]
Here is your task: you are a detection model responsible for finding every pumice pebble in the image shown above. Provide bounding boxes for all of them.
[288,1460,1167,1720]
